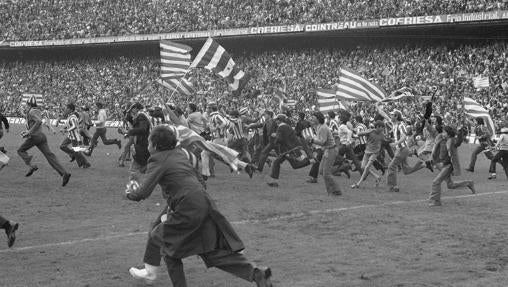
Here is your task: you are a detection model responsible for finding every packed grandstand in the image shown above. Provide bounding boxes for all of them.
[0,1,507,131]
[0,0,506,41]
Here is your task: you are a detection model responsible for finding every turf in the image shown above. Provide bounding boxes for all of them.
[1,125,508,287]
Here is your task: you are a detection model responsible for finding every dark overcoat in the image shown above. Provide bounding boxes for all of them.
[127,149,244,258]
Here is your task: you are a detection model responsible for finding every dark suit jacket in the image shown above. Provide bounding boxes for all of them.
[128,113,151,165]
[295,119,311,138]
[128,149,245,258]
[0,112,9,131]
[275,123,300,153]
[262,118,277,146]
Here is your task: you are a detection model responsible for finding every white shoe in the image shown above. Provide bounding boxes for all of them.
[129,264,158,285]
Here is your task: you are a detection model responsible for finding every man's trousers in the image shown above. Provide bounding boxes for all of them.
[430,163,473,202]
[17,133,67,176]
[386,147,424,189]
[60,138,89,167]
[142,207,257,287]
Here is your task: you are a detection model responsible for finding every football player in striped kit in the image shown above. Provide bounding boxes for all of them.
[17,96,71,186]
[383,109,425,192]
[352,115,367,157]
[226,110,254,178]
[201,102,228,178]
[60,103,90,168]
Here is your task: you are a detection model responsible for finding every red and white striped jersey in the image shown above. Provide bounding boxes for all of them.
[393,122,408,148]
[209,111,229,138]
[301,126,316,140]
[328,118,340,138]
[65,113,81,141]
[355,123,367,145]
[227,117,246,141]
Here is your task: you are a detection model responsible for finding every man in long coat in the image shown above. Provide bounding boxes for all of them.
[126,125,272,287]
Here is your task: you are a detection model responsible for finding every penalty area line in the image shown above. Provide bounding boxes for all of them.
[2,190,507,253]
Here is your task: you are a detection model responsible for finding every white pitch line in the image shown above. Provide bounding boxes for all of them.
[2,190,507,254]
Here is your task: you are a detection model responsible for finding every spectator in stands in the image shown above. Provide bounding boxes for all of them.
[1,0,505,41]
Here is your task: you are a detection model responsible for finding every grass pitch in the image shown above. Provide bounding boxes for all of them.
[1,125,508,287]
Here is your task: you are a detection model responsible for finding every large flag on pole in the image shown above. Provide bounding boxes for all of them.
[156,78,195,96]
[464,96,496,137]
[160,40,192,80]
[316,88,345,112]
[190,38,249,93]
[334,68,386,102]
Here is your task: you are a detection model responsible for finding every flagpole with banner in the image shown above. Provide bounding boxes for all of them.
[158,39,195,104]
[166,69,192,103]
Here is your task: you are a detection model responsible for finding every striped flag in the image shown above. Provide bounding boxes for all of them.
[21,94,44,106]
[285,99,297,107]
[156,78,195,96]
[160,40,192,80]
[316,88,345,112]
[334,68,386,102]
[166,124,242,171]
[382,87,415,102]
[473,76,489,89]
[464,97,495,137]
[190,38,249,93]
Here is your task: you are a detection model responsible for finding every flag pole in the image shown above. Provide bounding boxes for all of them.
[163,68,192,104]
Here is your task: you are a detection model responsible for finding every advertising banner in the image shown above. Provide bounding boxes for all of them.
[9,28,249,47]
[249,24,305,34]
[380,10,508,26]
[304,20,379,32]
[7,117,123,128]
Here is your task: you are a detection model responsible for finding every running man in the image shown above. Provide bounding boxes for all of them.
[84,102,121,156]
[17,96,71,186]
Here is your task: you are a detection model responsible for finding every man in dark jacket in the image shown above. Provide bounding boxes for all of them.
[127,102,151,182]
[249,110,278,172]
[295,111,311,139]
[429,126,475,206]
[0,110,9,154]
[17,96,71,186]
[126,125,273,287]
[266,114,311,187]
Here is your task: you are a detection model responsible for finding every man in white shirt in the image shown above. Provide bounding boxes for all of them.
[85,102,121,156]
[186,103,207,135]
[337,112,362,175]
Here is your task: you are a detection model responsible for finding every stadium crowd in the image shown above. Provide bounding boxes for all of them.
[0,0,506,41]
[1,40,508,129]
